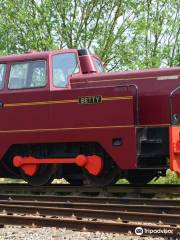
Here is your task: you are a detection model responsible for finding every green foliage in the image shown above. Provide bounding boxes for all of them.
[150,169,180,184]
[0,0,179,70]
[0,178,25,183]
[116,178,129,184]
[116,169,180,184]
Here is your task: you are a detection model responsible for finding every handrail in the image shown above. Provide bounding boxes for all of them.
[170,86,180,124]
[116,84,139,125]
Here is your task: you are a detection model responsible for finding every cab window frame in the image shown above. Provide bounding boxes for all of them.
[52,52,80,89]
[0,63,7,91]
[8,59,47,90]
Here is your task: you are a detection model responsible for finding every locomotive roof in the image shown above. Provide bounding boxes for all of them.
[0,49,77,63]
[71,66,180,82]
[0,49,179,80]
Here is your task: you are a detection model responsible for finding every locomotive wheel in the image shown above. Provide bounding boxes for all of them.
[62,164,84,186]
[126,170,156,185]
[21,164,57,186]
[83,157,119,186]
[64,178,83,186]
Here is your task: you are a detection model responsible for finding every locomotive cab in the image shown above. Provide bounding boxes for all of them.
[50,48,104,90]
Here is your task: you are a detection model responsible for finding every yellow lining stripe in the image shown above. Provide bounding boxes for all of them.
[0,125,134,134]
[0,124,170,134]
[103,96,132,101]
[5,99,77,107]
[71,74,180,84]
[4,96,133,108]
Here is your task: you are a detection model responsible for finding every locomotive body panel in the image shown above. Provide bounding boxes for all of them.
[0,126,137,170]
[0,49,179,184]
[71,68,180,126]
[0,61,137,169]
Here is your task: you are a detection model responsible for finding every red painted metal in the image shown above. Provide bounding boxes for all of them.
[70,67,180,126]
[0,82,136,170]
[13,155,103,176]
[169,126,180,178]
[0,49,179,181]
[79,55,97,73]
[21,164,38,176]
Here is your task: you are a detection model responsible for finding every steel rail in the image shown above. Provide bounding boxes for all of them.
[0,194,180,206]
[0,214,179,237]
[0,203,180,225]
[0,184,179,194]
[0,199,179,215]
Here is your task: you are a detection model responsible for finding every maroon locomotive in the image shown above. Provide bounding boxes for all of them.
[0,48,179,186]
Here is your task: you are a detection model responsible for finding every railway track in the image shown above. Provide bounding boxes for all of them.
[0,183,179,195]
[0,193,179,237]
[1,194,180,205]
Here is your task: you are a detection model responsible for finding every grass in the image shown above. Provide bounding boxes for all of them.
[117,169,180,184]
[150,169,180,184]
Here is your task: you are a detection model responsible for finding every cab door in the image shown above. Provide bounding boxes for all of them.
[0,59,50,135]
[0,63,6,109]
[49,51,81,131]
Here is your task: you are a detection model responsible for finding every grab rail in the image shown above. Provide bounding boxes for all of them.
[170,86,180,124]
[116,84,139,125]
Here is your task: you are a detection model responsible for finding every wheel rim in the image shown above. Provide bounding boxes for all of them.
[83,157,119,186]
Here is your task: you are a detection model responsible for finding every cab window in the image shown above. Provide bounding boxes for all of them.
[93,57,104,72]
[52,52,79,88]
[9,60,46,89]
[0,64,6,90]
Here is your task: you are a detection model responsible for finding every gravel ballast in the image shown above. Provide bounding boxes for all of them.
[0,226,167,240]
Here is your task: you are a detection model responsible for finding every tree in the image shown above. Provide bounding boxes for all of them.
[0,0,179,70]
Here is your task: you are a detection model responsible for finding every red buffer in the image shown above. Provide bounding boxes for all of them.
[169,126,180,178]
